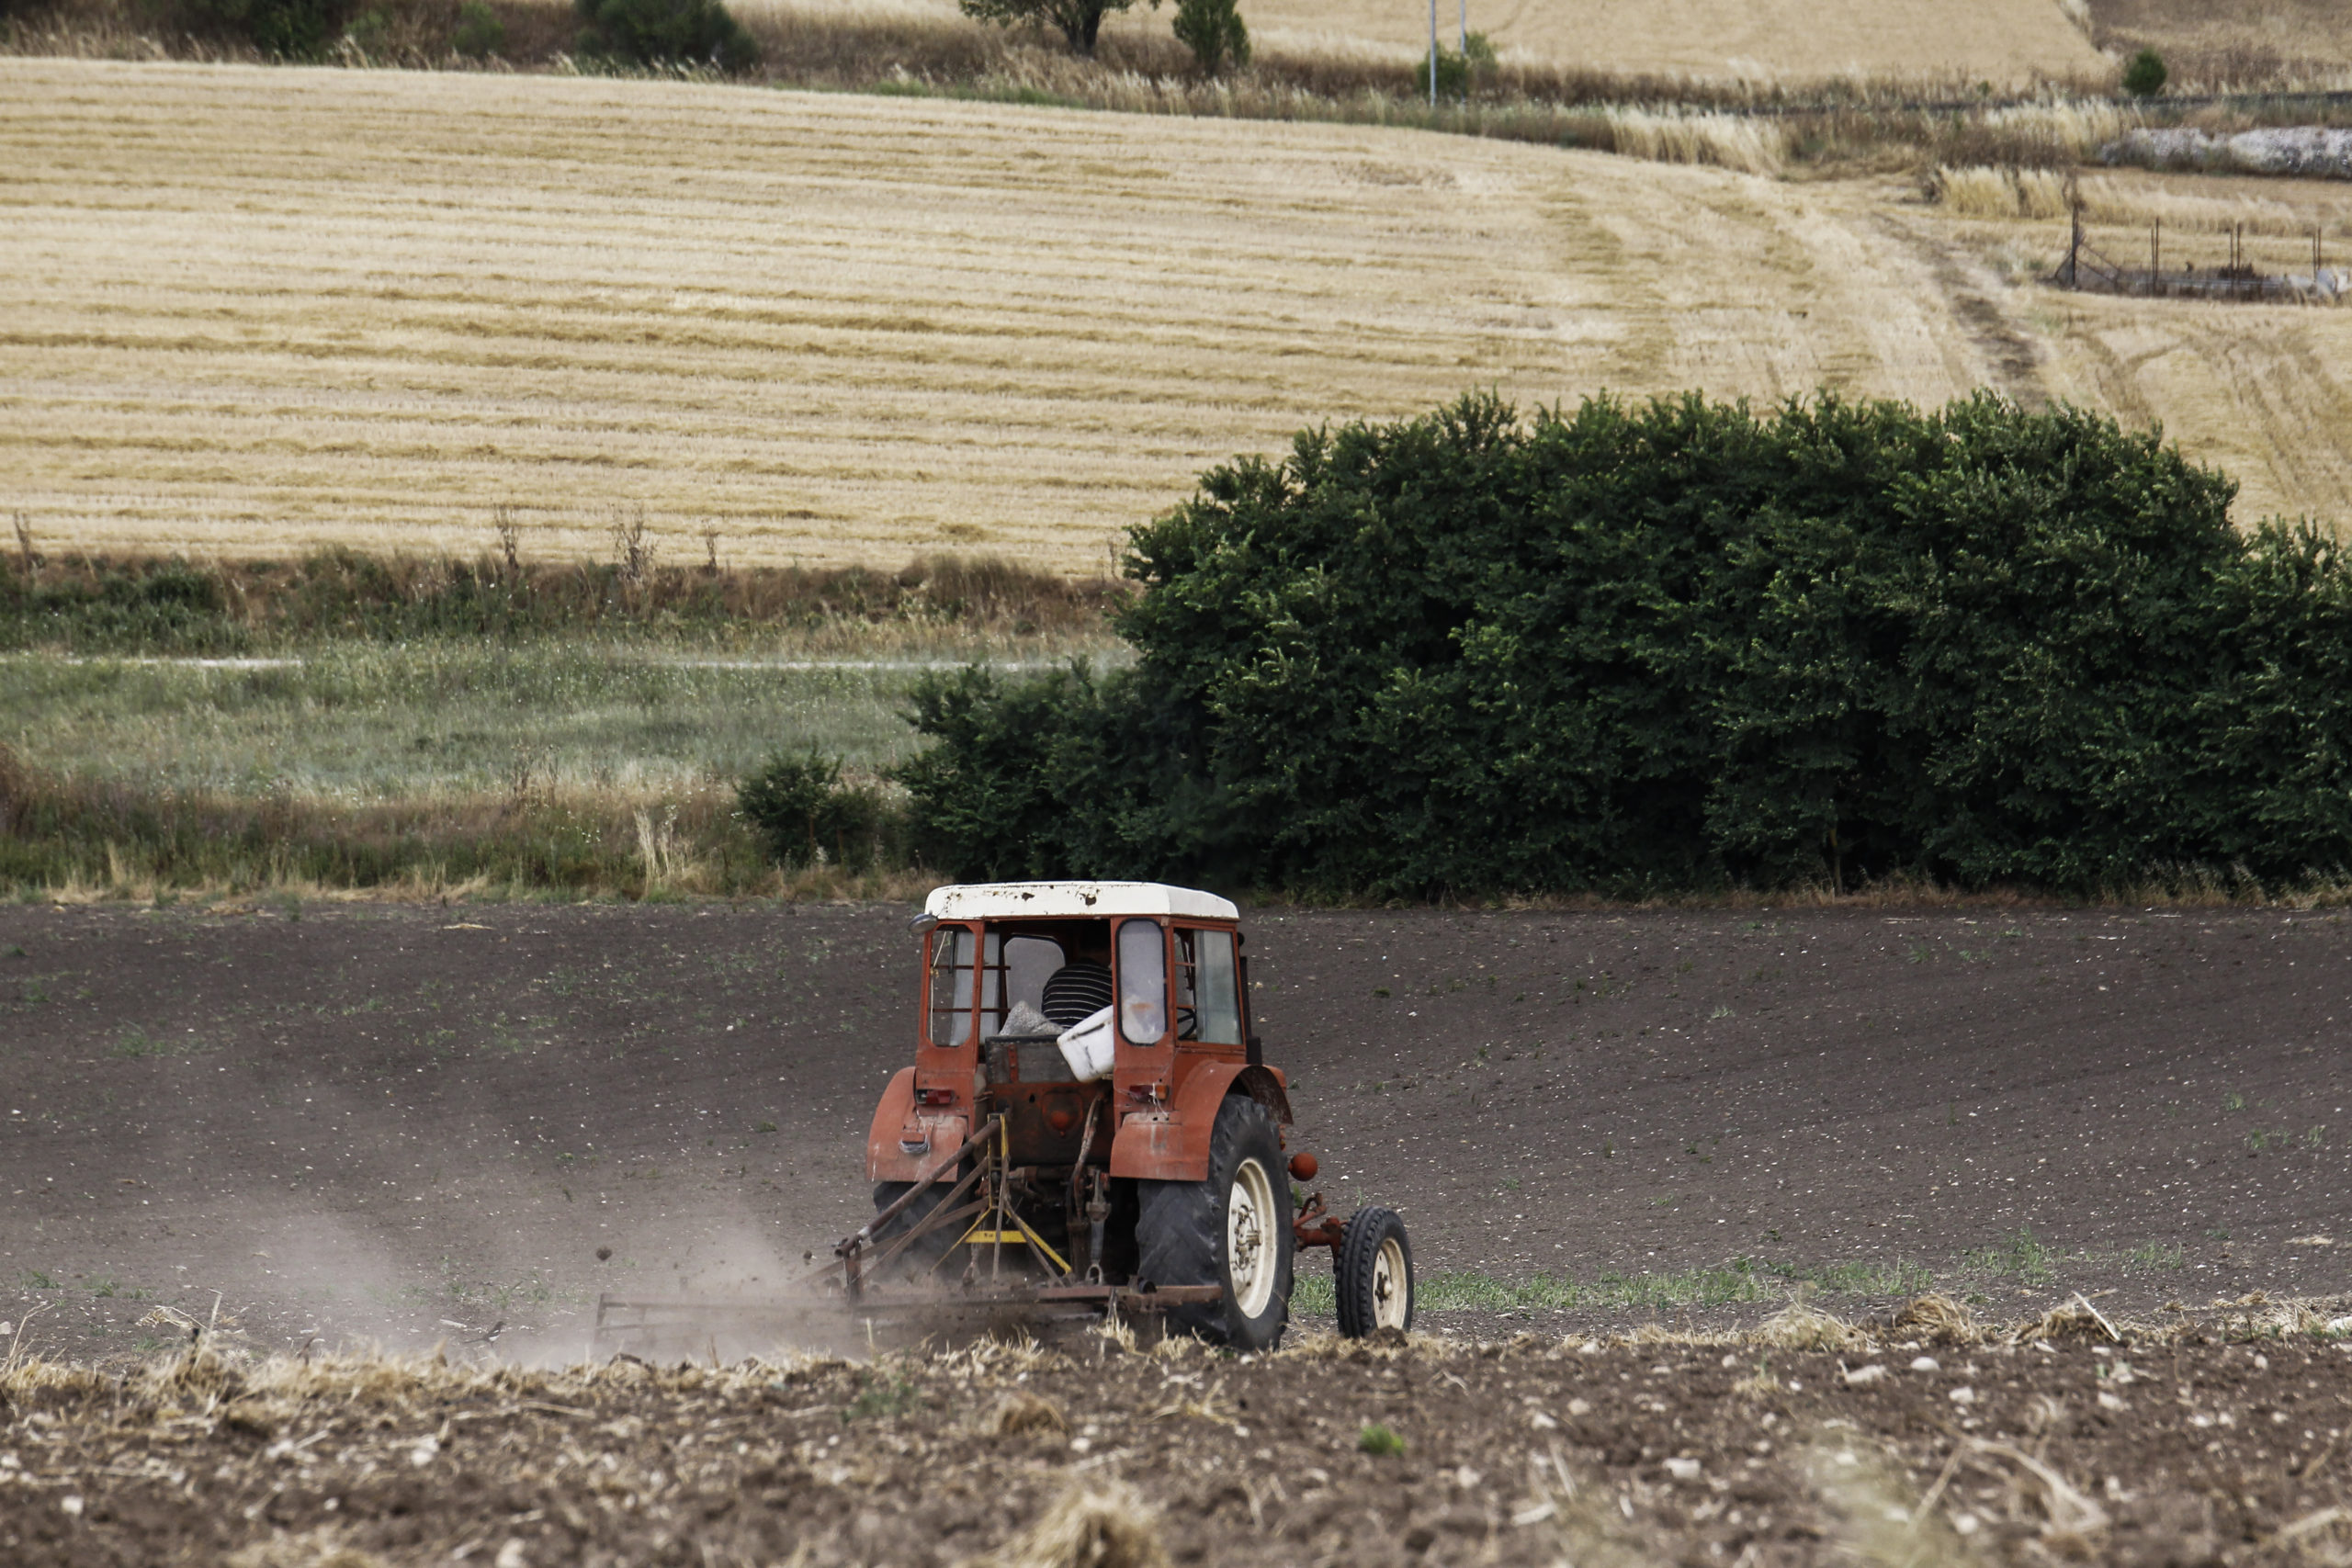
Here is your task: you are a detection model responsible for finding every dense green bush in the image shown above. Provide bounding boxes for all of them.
[452,0,505,56]
[177,0,346,55]
[899,391,2352,897]
[574,0,758,72]
[2122,48,2167,98]
[739,751,898,870]
[1172,0,1248,75]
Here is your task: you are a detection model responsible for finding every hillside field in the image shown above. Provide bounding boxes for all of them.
[6,59,2352,570]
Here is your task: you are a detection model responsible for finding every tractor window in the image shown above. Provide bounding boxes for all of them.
[1000,935,1065,1025]
[1175,928,1243,1046]
[1116,919,1166,1044]
[927,926,999,1047]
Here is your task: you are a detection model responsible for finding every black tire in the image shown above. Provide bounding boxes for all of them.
[1335,1205,1414,1338]
[869,1179,957,1278]
[1135,1095,1294,1351]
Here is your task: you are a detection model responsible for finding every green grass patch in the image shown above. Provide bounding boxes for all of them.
[1960,1227,2055,1283]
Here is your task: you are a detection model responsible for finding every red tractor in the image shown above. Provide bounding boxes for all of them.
[845,881,1414,1348]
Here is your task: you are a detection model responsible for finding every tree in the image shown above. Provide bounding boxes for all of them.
[959,0,1151,56]
[2121,48,2166,97]
[1173,0,1248,74]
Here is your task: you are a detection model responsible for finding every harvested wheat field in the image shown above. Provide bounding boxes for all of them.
[7,60,2352,569]
[0,60,2112,571]
[1137,0,2109,84]
[774,0,2111,85]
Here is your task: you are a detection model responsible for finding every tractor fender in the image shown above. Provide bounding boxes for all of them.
[1110,1061,1291,1182]
[865,1067,969,1183]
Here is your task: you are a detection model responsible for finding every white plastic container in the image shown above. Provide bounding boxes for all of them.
[1056,1006,1116,1082]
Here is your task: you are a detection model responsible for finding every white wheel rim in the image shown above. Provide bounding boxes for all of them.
[1226,1156,1278,1318]
[1371,1235,1409,1329]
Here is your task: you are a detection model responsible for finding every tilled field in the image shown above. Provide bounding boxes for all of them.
[4,899,2352,1562]
[6,1307,2352,1567]
[3,901,2351,1362]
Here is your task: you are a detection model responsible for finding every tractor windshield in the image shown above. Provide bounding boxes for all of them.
[928,920,1120,1045]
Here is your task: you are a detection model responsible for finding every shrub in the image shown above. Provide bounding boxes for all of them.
[1172,0,1248,74]
[900,391,2352,897]
[177,0,346,56]
[1421,32,1493,99]
[573,0,759,72]
[452,0,505,56]
[2122,48,2166,97]
[738,751,896,870]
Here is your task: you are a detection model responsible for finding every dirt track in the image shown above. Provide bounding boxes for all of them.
[2,902,2348,1363]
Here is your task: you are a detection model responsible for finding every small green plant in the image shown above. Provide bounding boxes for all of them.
[1372,986,1390,998]
[844,1372,919,1421]
[574,0,759,72]
[752,1119,777,1134]
[112,1024,202,1059]
[2126,1242,2185,1269]
[452,0,506,57]
[1171,0,1248,74]
[2121,48,2167,97]
[1358,1423,1406,1456]
[20,1269,58,1290]
[2224,1091,2246,1111]
[1962,1226,2052,1282]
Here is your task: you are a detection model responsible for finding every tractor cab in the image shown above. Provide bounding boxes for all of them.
[853,881,1413,1348]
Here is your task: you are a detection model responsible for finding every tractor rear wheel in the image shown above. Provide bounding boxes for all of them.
[868,1180,957,1278]
[1135,1095,1293,1350]
[1335,1206,1414,1337]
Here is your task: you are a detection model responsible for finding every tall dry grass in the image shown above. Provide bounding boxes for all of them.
[1603,107,1788,175]
[1934,163,2352,241]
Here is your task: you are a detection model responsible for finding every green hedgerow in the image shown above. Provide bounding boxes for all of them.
[900,389,2352,899]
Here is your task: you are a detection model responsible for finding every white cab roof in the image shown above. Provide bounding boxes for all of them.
[923,881,1239,922]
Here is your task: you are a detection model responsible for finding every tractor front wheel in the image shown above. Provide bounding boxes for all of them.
[1335,1205,1414,1337]
[1136,1095,1293,1350]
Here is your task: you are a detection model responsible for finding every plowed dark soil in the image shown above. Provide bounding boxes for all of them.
[6,1325,2352,1567]
[5,900,2352,1564]
[2,903,2349,1359]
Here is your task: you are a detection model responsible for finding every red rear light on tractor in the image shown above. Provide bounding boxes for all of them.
[919,1088,957,1108]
